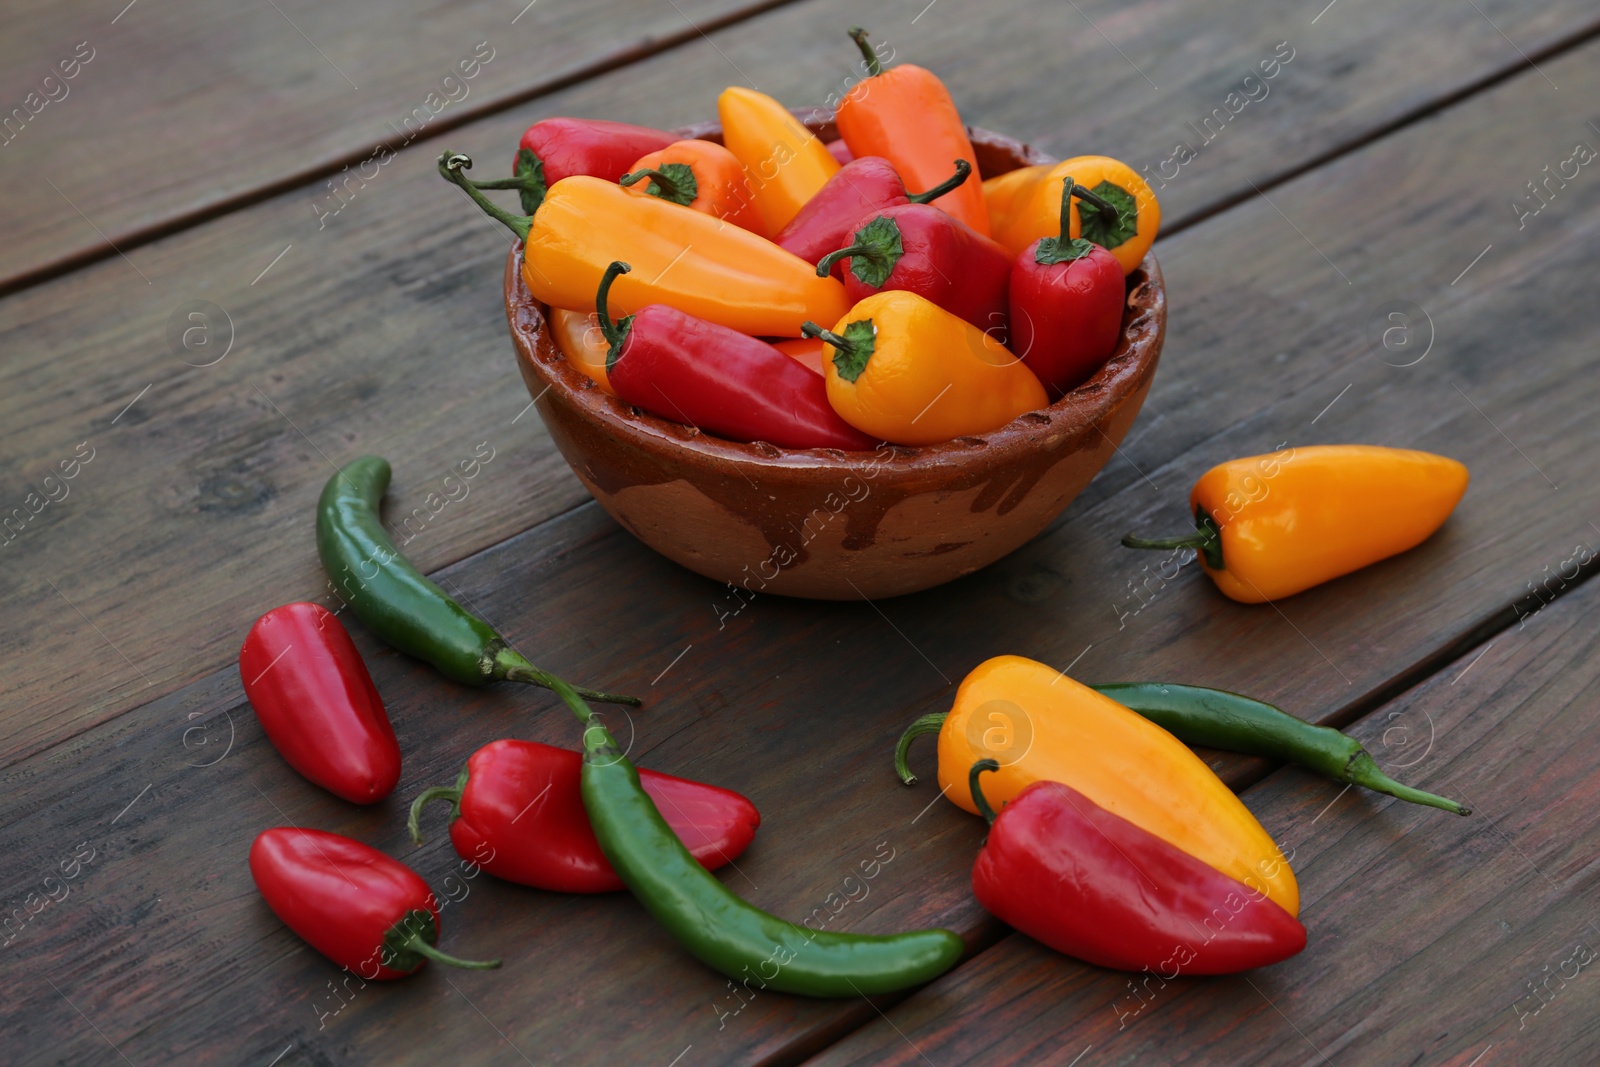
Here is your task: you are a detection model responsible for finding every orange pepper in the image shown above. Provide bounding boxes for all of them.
[717,87,839,235]
[835,28,991,236]
[982,164,1050,236]
[1124,445,1469,603]
[548,308,612,392]
[620,139,766,236]
[803,290,1046,446]
[440,153,847,338]
[993,156,1160,275]
[921,656,1299,916]
[771,337,825,377]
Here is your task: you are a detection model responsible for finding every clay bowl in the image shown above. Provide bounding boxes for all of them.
[504,115,1166,600]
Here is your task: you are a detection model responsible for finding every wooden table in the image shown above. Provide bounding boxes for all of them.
[4,0,1597,1063]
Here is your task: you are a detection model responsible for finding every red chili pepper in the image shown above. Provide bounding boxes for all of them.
[816,204,1012,341]
[408,739,760,893]
[240,602,400,804]
[250,827,500,979]
[968,761,1305,974]
[482,118,676,214]
[1009,179,1126,398]
[777,158,972,271]
[594,262,877,450]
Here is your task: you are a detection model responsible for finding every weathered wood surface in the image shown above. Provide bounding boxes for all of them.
[4,0,1597,764]
[804,568,1600,1067]
[0,0,806,292]
[3,39,1599,1063]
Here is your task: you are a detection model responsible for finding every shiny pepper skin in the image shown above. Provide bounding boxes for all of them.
[970,769,1306,974]
[410,739,761,894]
[993,156,1160,276]
[777,157,973,271]
[240,602,400,804]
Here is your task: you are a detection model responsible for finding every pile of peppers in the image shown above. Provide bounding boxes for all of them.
[439,26,1162,449]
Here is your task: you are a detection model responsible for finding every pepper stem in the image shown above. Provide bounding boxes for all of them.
[894,712,949,785]
[1122,508,1224,571]
[1066,179,1119,220]
[407,782,464,846]
[969,759,1001,826]
[847,26,881,77]
[399,933,502,971]
[1345,752,1471,816]
[815,243,881,279]
[905,160,973,205]
[595,261,634,363]
[493,646,641,707]
[438,152,532,242]
[619,166,695,206]
[801,321,852,351]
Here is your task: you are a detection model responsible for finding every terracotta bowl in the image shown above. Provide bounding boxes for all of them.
[504,116,1166,600]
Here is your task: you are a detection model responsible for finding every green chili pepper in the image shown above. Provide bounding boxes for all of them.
[543,676,964,997]
[893,682,1467,816]
[317,456,639,706]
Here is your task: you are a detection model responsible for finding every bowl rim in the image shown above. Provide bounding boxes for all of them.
[504,119,1166,480]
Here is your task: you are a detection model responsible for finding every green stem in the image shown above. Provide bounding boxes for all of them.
[1121,509,1224,571]
[905,160,973,205]
[1056,177,1077,238]
[801,321,852,351]
[407,781,464,846]
[399,933,501,971]
[969,759,1001,826]
[1066,179,1118,219]
[847,26,881,77]
[595,261,632,355]
[437,152,531,242]
[494,646,641,707]
[620,166,693,205]
[815,243,882,279]
[894,712,949,784]
[1344,752,1471,815]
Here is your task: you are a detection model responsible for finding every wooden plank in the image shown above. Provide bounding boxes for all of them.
[0,0,807,292]
[3,41,1600,1062]
[3,0,1598,763]
[802,560,1600,1067]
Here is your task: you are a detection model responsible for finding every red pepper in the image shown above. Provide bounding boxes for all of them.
[250,827,500,979]
[1009,179,1126,398]
[483,118,676,214]
[777,158,972,271]
[408,739,760,893]
[595,262,877,450]
[968,761,1305,975]
[816,204,1012,342]
[240,602,400,804]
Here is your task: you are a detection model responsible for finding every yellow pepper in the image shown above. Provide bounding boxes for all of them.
[548,308,612,393]
[993,156,1160,276]
[802,291,1046,446]
[913,655,1299,916]
[718,86,840,235]
[1124,445,1470,603]
[439,153,847,338]
[982,164,1050,237]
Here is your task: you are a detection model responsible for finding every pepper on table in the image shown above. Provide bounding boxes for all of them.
[717,86,840,234]
[1008,177,1127,397]
[476,118,675,214]
[545,674,965,997]
[968,760,1306,974]
[893,655,1300,916]
[250,828,500,978]
[777,157,974,269]
[240,602,401,804]
[1122,444,1470,602]
[619,138,765,235]
[992,156,1160,275]
[408,739,761,893]
[835,27,990,236]
[815,203,1013,339]
[440,151,847,338]
[597,262,875,450]
[317,455,639,704]
[803,291,1046,447]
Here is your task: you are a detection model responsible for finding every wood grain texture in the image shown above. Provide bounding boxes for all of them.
[4,0,1598,765]
[0,0,804,291]
[803,566,1600,1067]
[3,40,1599,1063]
